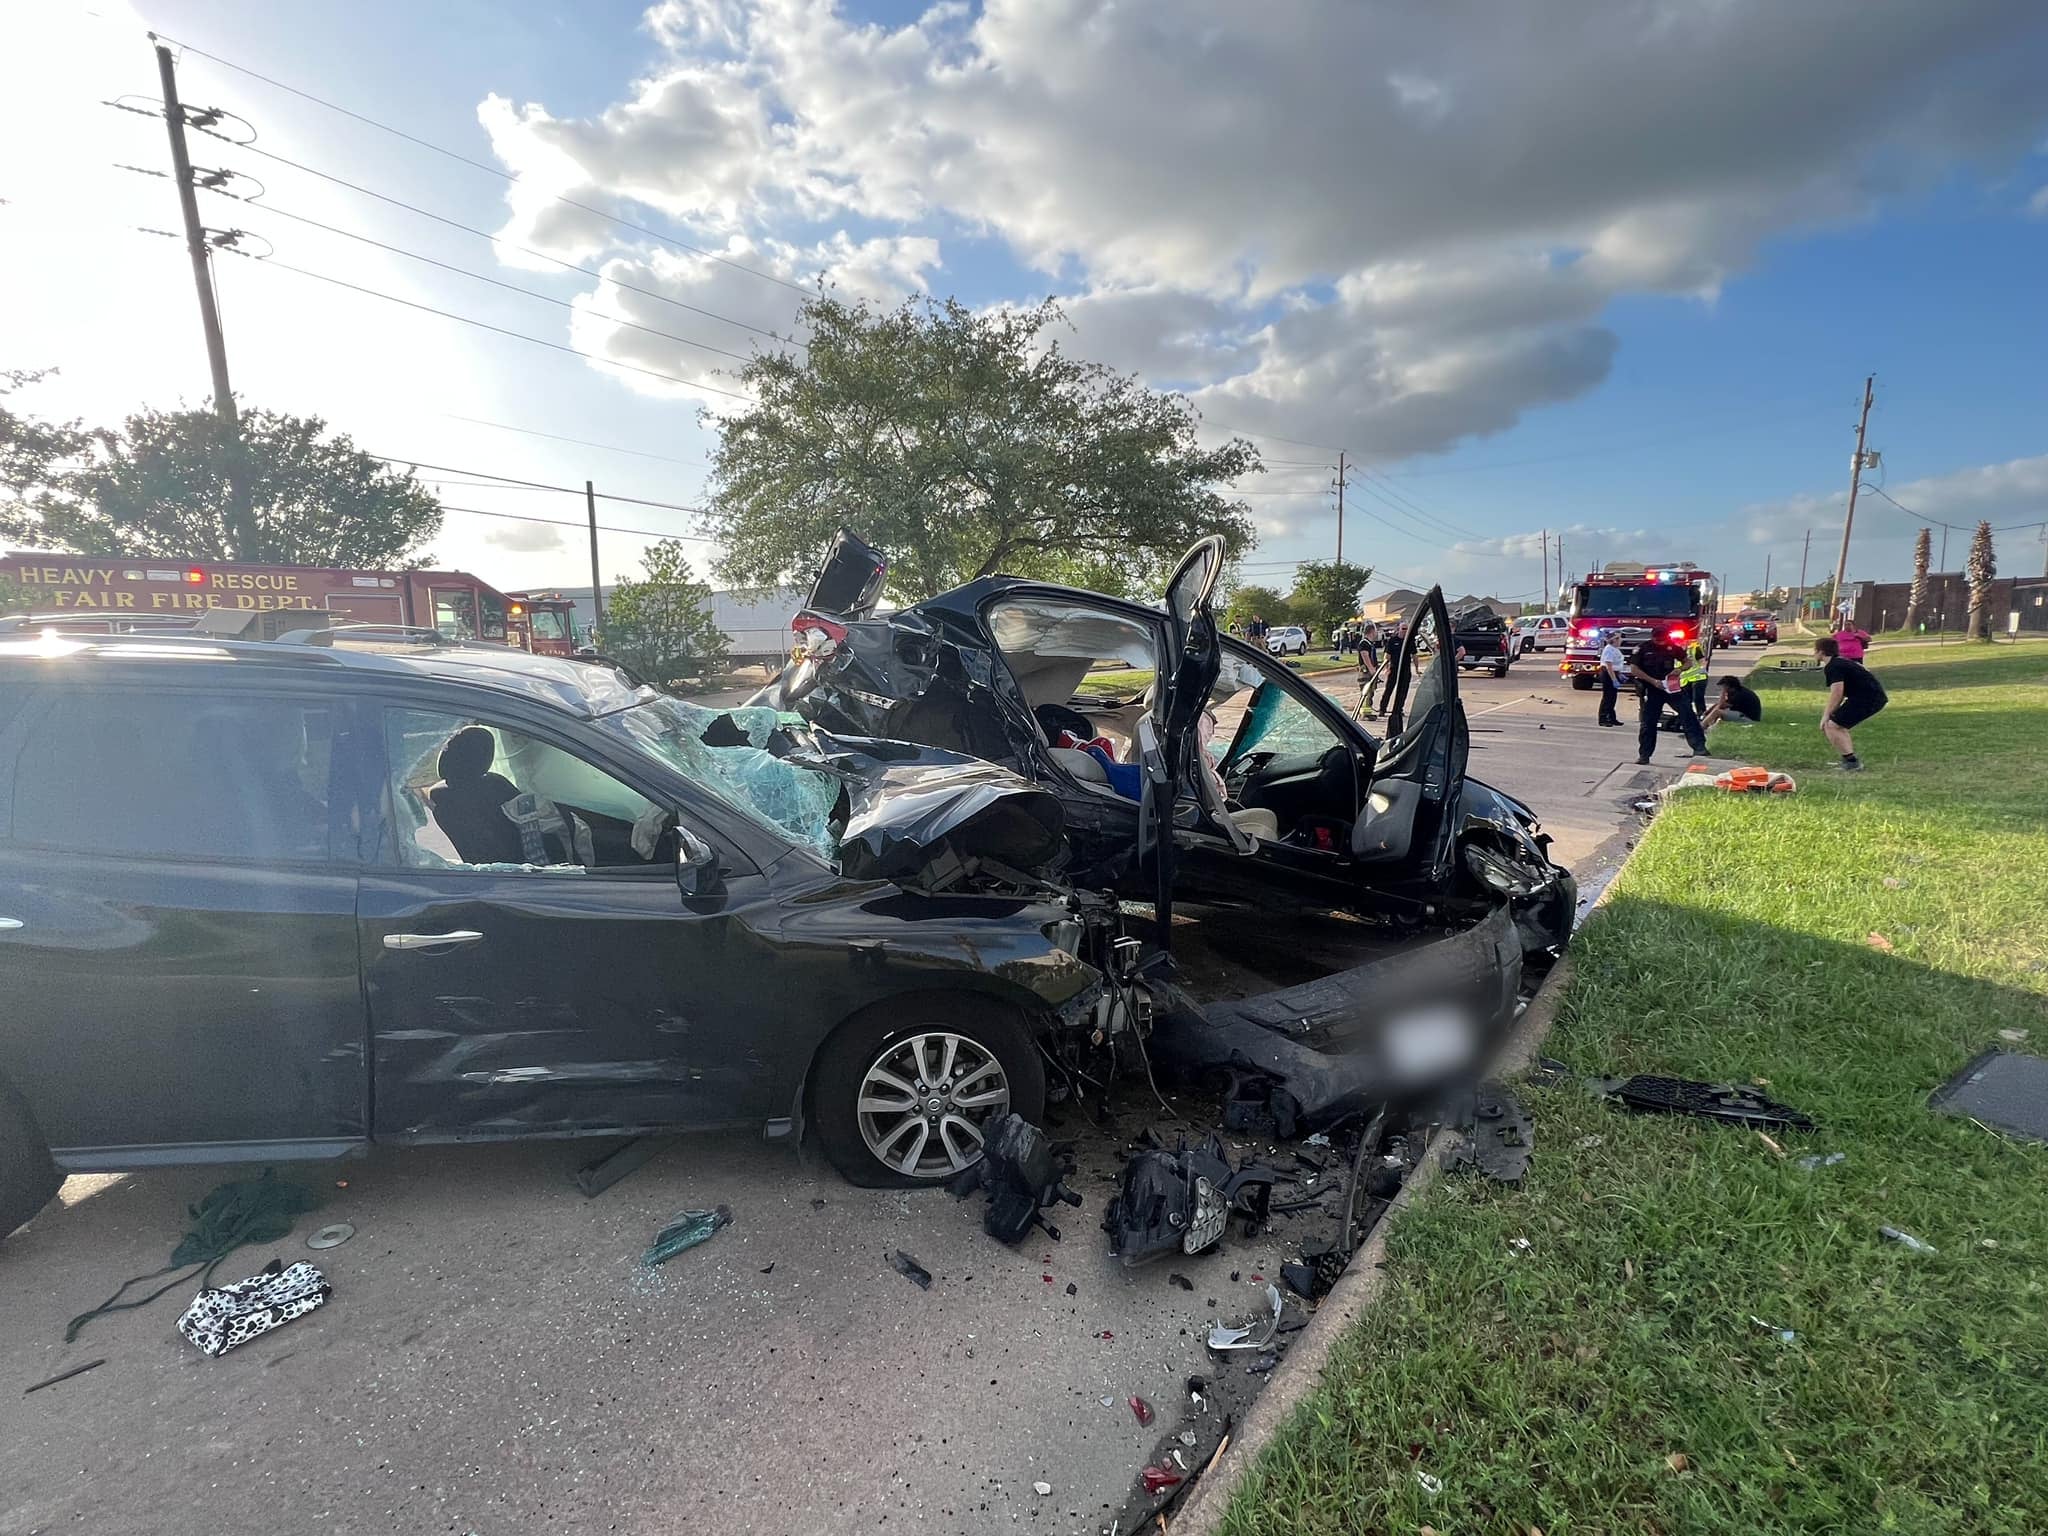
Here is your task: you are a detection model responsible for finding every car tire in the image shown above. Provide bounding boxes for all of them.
[1571,674,1595,691]
[811,993,1046,1188]
[1493,661,1508,678]
[0,1078,61,1241]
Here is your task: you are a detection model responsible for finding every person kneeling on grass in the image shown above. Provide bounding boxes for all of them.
[1700,672,1764,730]
[1815,635,1887,772]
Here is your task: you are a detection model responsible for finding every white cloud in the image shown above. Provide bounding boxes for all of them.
[477,0,2048,464]
[483,520,569,553]
[2027,183,2048,217]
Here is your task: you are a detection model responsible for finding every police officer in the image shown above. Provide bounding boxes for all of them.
[1629,633,1707,764]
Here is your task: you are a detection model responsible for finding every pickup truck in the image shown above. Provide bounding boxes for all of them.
[1450,602,1518,678]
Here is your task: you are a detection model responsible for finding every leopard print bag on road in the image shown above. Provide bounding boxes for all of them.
[176,1259,331,1357]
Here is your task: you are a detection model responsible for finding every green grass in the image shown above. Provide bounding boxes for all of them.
[1223,642,2048,1536]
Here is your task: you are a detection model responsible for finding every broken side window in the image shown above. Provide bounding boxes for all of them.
[383,708,675,874]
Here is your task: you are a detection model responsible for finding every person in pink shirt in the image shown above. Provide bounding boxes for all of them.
[1832,619,1870,661]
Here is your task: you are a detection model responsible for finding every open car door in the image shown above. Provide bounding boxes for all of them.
[1138,537,1227,942]
[1353,587,1468,883]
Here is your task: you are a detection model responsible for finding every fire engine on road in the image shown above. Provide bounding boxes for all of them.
[0,557,581,654]
[1559,561,1718,689]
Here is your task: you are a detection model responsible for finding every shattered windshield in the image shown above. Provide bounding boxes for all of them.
[604,696,842,860]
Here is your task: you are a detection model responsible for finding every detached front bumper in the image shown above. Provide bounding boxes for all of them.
[1148,903,1524,1134]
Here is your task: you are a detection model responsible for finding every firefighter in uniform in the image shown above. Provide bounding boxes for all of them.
[1680,639,1709,717]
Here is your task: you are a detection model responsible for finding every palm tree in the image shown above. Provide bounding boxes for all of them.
[1965,520,1996,641]
[1903,527,1930,634]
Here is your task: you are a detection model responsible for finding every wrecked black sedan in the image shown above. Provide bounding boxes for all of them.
[0,632,1113,1230]
[762,531,1573,958]
[757,531,1576,1129]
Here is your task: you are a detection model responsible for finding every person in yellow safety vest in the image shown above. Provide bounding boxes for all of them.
[1680,639,1709,716]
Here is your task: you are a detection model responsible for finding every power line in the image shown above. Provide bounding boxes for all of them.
[171,127,808,352]
[373,456,710,515]
[1206,422,1347,454]
[1860,482,2048,536]
[438,503,715,544]
[194,187,761,367]
[212,244,756,403]
[441,414,710,470]
[153,30,817,298]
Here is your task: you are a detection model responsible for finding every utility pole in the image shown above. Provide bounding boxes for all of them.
[1555,537,1564,602]
[585,481,605,637]
[1797,529,1812,619]
[154,40,251,548]
[1540,529,1549,610]
[1763,551,1772,599]
[1334,451,1346,565]
[1828,374,1876,622]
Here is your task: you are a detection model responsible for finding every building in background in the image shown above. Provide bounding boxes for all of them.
[559,583,804,666]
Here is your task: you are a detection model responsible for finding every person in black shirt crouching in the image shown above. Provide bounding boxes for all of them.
[1814,635,1888,771]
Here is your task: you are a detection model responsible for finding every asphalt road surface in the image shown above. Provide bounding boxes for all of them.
[0,647,1758,1536]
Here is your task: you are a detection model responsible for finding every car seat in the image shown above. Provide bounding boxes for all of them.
[429,726,526,865]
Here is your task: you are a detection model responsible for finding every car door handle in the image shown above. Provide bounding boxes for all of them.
[0,917,21,931]
[382,930,485,951]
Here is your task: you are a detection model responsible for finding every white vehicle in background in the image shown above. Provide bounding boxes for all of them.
[1265,624,1310,656]
[1512,613,1571,652]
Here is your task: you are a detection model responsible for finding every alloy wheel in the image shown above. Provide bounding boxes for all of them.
[856,1031,1011,1178]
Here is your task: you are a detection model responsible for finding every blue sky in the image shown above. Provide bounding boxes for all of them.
[6,0,2046,602]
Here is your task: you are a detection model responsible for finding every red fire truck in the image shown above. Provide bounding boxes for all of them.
[1559,561,1718,689]
[0,556,577,653]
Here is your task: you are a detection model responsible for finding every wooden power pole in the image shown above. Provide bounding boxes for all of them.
[1335,451,1346,565]
[1828,374,1876,620]
[586,481,605,636]
[154,40,251,549]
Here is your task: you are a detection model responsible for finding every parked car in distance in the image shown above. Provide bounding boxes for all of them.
[1265,624,1309,656]
[0,631,1121,1233]
[1512,613,1570,651]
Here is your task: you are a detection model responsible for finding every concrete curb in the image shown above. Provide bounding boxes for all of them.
[1167,953,1580,1534]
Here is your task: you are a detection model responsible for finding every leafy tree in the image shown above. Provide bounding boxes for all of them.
[1965,520,1996,641]
[1287,560,1375,632]
[706,295,1260,600]
[8,403,441,568]
[601,539,728,685]
[0,368,91,547]
[1904,526,1931,633]
[0,575,32,618]
[1224,583,1293,632]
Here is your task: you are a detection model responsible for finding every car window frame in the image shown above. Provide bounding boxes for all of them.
[361,687,759,881]
[0,675,364,870]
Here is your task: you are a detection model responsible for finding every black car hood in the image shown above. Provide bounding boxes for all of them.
[821,736,1067,889]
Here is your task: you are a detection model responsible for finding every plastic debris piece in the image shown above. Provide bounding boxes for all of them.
[1207,1285,1284,1351]
[1065,1282,1077,1295]
[1415,1470,1443,1496]
[1997,1029,2029,1043]
[1129,1395,1154,1426]
[1794,1151,1845,1172]
[1508,1236,1533,1254]
[1246,1351,1279,1374]
[890,1249,934,1289]
[1304,1133,1330,1147]
[1749,1314,1796,1344]
[1929,1049,2048,1142]
[1168,1273,1195,1292]
[1575,1134,1605,1150]
[759,1262,776,1275]
[1101,1396,1116,1408]
[1097,1330,1115,1340]
[1879,1225,1937,1254]
[642,1205,732,1267]
[1178,1429,1198,1448]
[1043,1273,1054,1284]
[1604,1074,1815,1131]
[947,1113,1082,1243]
[1666,1452,1689,1473]
[1033,1481,1052,1496]
[1140,1465,1185,1496]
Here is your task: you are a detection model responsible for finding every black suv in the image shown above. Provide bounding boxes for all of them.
[0,632,1108,1233]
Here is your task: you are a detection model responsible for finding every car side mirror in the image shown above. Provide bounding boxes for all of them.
[676,824,724,902]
